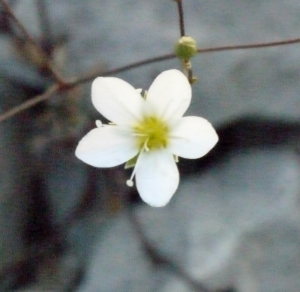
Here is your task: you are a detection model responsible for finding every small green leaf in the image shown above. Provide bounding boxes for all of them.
[125,154,139,169]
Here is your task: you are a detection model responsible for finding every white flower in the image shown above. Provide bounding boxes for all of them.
[75,69,218,207]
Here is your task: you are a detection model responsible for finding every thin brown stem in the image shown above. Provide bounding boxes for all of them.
[174,0,185,37]
[74,37,300,85]
[0,85,60,122]
[188,67,194,83]
[36,0,53,56]
[0,0,65,84]
[1,37,300,122]
[174,0,194,81]
[72,54,176,86]
[197,38,300,53]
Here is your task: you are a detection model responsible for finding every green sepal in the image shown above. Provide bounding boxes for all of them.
[174,155,179,163]
[125,154,139,169]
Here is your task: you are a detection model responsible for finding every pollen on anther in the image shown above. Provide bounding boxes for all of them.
[126,180,134,187]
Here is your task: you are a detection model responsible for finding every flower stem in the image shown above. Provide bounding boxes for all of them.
[174,0,185,37]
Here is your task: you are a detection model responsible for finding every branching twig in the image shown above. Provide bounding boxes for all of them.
[0,0,65,84]
[1,0,300,122]
[73,37,300,85]
[0,84,60,122]
[1,36,300,123]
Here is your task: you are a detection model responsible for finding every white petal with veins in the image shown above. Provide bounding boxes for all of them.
[168,116,219,159]
[92,77,145,125]
[75,126,139,167]
[135,149,179,207]
[75,70,219,207]
[146,69,191,120]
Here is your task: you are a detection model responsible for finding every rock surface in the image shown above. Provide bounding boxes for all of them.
[0,1,299,291]
[77,147,300,292]
[12,0,300,124]
[0,78,28,290]
[235,216,300,292]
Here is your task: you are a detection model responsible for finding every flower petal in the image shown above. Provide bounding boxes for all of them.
[168,116,218,159]
[75,126,138,167]
[146,69,191,120]
[135,149,179,207]
[92,77,145,125]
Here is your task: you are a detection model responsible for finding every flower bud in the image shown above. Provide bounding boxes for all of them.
[174,36,197,60]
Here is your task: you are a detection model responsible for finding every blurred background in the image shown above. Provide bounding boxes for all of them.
[0,0,300,291]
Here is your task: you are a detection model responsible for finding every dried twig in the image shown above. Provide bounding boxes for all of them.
[174,0,185,37]
[2,36,300,123]
[197,37,300,53]
[0,0,65,84]
[0,84,60,122]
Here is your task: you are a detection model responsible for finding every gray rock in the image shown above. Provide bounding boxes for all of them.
[77,147,300,292]
[0,78,28,288]
[235,217,300,292]
[76,214,164,292]
[45,146,89,225]
[11,0,300,124]
[1,1,300,291]
[161,147,300,291]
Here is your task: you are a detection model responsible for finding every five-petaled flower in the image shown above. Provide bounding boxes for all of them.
[75,69,218,207]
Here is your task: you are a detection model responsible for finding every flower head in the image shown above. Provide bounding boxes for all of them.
[75,70,218,207]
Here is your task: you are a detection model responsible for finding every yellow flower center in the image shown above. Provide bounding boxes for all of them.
[134,116,169,150]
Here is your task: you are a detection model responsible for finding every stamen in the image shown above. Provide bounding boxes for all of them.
[126,180,134,187]
[125,141,147,188]
[144,138,150,152]
[132,133,147,137]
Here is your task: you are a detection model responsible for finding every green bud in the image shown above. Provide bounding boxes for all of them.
[174,36,197,60]
[125,154,138,169]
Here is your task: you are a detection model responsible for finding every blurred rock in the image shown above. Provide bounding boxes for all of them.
[75,214,163,292]
[0,44,51,289]
[162,147,300,291]
[13,251,82,292]
[0,59,49,92]
[76,146,300,291]
[0,1,299,291]
[12,0,300,124]
[44,145,89,225]
[0,78,28,289]
[235,217,300,292]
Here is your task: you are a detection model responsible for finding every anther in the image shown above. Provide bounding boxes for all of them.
[125,146,147,188]
[126,180,134,187]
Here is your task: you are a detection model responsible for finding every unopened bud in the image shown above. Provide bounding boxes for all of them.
[174,36,197,60]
